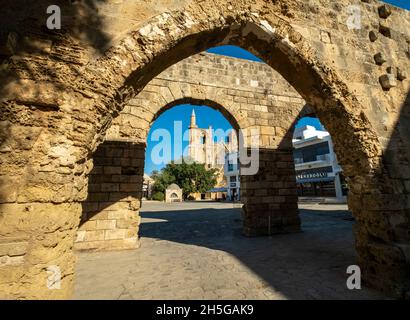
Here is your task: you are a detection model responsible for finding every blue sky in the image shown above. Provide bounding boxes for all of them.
[207,46,262,62]
[144,0,409,174]
[145,105,232,174]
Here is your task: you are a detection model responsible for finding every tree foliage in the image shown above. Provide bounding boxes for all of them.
[152,161,218,199]
[151,191,165,201]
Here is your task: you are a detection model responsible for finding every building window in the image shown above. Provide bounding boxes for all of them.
[230,176,236,182]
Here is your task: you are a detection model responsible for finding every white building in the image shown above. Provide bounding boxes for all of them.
[292,125,346,200]
[224,152,240,201]
[165,183,183,202]
[222,124,346,201]
[142,173,154,199]
[188,109,237,169]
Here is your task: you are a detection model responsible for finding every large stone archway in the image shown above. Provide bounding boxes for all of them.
[0,0,409,299]
[74,51,306,251]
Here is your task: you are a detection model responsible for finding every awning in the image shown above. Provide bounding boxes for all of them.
[207,187,228,193]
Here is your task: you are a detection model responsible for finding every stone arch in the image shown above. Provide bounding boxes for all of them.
[76,95,248,252]
[80,6,405,295]
[107,96,244,145]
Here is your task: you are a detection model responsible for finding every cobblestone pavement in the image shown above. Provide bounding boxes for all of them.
[73,201,389,300]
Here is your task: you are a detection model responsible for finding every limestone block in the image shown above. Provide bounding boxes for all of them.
[87,211,109,220]
[379,22,391,38]
[0,32,17,55]
[2,0,410,299]
[75,231,86,242]
[320,30,331,44]
[101,183,120,192]
[369,30,378,42]
[397,68,407,81]
[96,220,117,230]
[0,241,28,257]
[107,209,136,220]
[374,52,387,65]
[116,219,138,229]
[386,66,396,75]
[74,237,139,251]
[77,220,97,231]
[84,230,105,242]
[0,255,24,267]
[97,201,130,211]
[104,229,127,240]
[103,166,122,175]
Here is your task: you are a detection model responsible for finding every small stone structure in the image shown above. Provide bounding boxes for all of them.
[165,184,183,203]
[0,0,409,299]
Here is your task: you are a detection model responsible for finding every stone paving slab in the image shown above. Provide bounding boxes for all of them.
[73,201,389,300]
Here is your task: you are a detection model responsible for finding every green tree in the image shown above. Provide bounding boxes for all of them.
[151,191,165,201]
[152,161,218,199]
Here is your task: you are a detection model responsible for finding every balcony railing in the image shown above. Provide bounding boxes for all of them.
[294,154,331,165]
[294,158,304,164]
[316,154,331,161]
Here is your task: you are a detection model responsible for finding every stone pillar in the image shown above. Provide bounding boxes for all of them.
[241,149,301,236]
[74,141,144,251]
[0,202,82,299]
[347,172,410,296]
[0,117,92,299]
[334,172,344,200]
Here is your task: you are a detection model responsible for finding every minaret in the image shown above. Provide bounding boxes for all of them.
[189,109,197,129]
[188,109,198,161]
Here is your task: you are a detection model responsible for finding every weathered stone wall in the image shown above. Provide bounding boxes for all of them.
[106,52,304,144]
[0,0,409,298]
[75,52,305,249]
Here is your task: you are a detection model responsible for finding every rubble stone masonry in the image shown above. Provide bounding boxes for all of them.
[0,0,409,298]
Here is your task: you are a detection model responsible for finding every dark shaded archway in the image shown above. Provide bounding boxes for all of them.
[1,0,408,299]
[87,12,403,295]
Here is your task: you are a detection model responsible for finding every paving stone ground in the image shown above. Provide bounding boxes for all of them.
[73,201,390,300]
